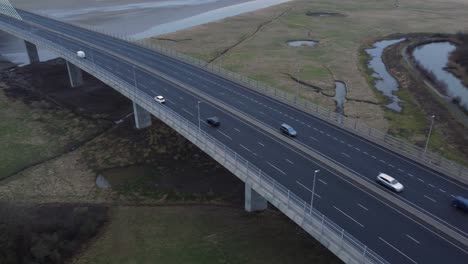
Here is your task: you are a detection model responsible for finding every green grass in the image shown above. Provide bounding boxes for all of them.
[0,90,105,179]
[75,206,341,264]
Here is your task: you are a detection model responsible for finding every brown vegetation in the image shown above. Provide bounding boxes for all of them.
[0,203,108,264]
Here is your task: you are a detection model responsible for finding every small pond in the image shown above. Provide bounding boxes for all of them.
[334,81,347,115]
[366,38,406,112]
[412,41,468,110]
[287,40,318,47]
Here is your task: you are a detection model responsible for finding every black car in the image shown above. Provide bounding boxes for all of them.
[206,116,220,127]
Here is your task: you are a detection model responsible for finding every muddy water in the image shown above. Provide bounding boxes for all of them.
[412,42,468,110]
[2,0,290,65]
[287,40,318,47]
[131,0,291,38]
[366,38,405,112]
[334,81,347,114]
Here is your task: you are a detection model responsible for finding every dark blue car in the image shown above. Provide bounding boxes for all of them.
[452,196,468,213]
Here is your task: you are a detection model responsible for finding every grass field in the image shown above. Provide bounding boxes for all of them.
[0,84,103,179]
[74,206,341,264]
[147,0,468,161]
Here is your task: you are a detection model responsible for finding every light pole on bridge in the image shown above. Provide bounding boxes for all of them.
[424,115,435,154]
[310,169,320,215]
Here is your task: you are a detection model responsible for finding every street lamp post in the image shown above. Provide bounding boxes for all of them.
[310,169,320,215]
[197,101,202,131]
[424,115,435,153]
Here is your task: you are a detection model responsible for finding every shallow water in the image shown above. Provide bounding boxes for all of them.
[412,42,468,110]
[1,0,290,65]
[334,81,347,114]
[366,38,406,112]
[287,40,318,47]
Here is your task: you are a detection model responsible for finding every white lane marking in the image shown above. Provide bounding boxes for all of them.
[239,101,245,105]
[439,189,446,193]
[326,133,330,136]
[258,142,265,147]
[296,181,321,198]
[182,108,194,116]
[333,137,338,140]
[428,184,435,188]
[178,96,184,100]
[417,178,424,183]
[355,147,360,151]
[357,203,369,211]
[398,168,404,172]
[318,179,328,185]
[319,130,324,134]
[408,173,414,177]
[240,144,257,156]
[310,136,318,142]
[363,151,369,155]
[379,237,418,264]
[163,88,168,91]
[333,206,364,228]
[451,194,456,198]
[340,140,345,144]
[371,155,377,159]
[267,162,286,175]
[216,130,232,140]
[234,128,241,132]
[259,111,265,115]
[341,153,351,158]
[406,234,421,244]
[285,159,294,165]
[424,195,437,202]
[307,124,311,128]
[379,160,386,164]
[389,164,395,168]
[347,144,353,147]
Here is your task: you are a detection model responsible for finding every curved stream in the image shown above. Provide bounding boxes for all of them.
[365,38,405,112]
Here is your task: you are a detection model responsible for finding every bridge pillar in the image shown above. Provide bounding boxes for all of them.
[133,101,152,129]
[24,41,39,63]
[66,61,84,87]
[245,184,268,212]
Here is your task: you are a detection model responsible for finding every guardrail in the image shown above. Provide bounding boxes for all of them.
[77,23,468,184]
[0,16,388,264]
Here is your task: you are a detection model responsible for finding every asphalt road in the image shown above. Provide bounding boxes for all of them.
[1,11,467,264]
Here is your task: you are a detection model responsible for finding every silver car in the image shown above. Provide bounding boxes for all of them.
[376,173,404,193]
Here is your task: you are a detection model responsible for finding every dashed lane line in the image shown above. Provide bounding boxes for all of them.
[182,108,194,117]
[424,195,437,203]
[258,142,265,147]
[334,206,364,228]
[310,136,319,142]
[406,234,421,244]
[357,203,369,211]
[285,159,294,165]
[234,128,241,132]
[267,162,286,175]
[318,179,328,185]
[240,144,257,156]
[379,237,418,264]
[216,130,232,140]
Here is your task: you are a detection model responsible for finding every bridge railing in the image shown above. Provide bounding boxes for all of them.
[0,17,388,264]
[81,25,467,183]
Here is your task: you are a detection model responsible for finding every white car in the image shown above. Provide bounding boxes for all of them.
[154,95,166,104]
[76,50,86,58]
[376,173,404,193]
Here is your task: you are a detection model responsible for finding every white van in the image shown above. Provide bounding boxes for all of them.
[76,50,86,59]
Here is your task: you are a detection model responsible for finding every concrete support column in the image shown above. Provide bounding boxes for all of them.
[66,61,84,87]
[133,101,152,129]
[245,184,268,212]
[24,41,39,63]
